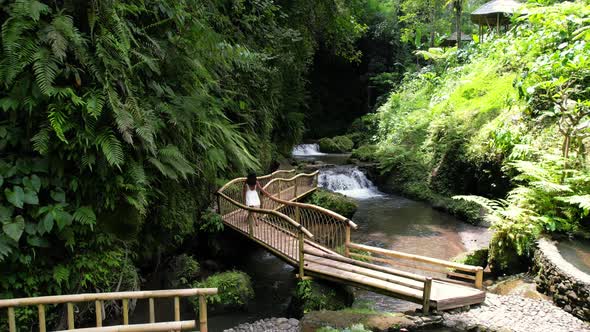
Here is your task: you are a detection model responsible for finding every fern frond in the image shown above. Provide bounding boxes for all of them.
[33,47,59,95]
[556,195,590,213]
[31,126,51,154]
[96,130,125,167]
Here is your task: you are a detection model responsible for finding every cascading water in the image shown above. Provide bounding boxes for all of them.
[292,144,325,156]
[319,166,382,199]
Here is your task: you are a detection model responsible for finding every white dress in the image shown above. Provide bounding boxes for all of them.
[245,187,261,207]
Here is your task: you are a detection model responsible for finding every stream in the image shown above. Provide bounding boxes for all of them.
[135,145,491,331]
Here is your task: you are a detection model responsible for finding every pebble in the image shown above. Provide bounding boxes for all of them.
[442,293,590,332]
[224,317,299,332]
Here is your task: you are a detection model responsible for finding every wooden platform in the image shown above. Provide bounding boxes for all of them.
[221,198,486,311]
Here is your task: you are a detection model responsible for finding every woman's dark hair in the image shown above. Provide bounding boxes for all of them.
[246,172,257,186]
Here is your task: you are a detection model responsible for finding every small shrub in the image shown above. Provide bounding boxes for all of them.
[319,138,339,153]
[319,136,354,153]
[351,145,377,162]
[333,136,354,152]
[166,254,200,288]
[192,271,254,311]
[452,249,488,268]
[307,189,358,218]
[295,279,350,313]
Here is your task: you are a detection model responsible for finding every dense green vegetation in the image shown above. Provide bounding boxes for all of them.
[372,0,590,272]
[0,0,367,327]
[319,136,355,153]
[193,271,254,311]
[306,189,358,219]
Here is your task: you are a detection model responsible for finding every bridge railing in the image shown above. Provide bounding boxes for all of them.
[347,243,484,290]
[0,288,218,332]
[262,173,358,254]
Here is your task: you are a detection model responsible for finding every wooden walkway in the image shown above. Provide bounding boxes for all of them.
[217,170,486,312]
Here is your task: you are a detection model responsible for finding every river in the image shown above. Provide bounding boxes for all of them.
[135,145,491,330]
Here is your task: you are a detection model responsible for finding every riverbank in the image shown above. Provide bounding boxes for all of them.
[223,292,590,332]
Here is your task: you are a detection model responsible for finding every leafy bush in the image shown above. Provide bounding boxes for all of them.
[295,279,349,313]
[307,189,358,218]
[193,271,254,310]
[452,249,488,268]
[166,254,200,289]
[319,136,355,153]
[351,145,377,162]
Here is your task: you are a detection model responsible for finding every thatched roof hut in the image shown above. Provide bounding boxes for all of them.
[471,0,524,27]
[441,32,473,47]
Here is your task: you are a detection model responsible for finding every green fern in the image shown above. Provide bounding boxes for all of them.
[96,130,125,167]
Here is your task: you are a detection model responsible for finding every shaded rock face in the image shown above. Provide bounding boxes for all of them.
[533,238,590,321]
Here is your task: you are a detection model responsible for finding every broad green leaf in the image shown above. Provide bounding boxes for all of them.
[42,212,54,233]
[5,186,24,208]
[0,206,13,223]
[55,210,73,230]
[30,175,41,192]
[51,189,66,203]
[27,235,49,248]
[3,216,25,241]
[23,189,39,205]
[25,222,37,235]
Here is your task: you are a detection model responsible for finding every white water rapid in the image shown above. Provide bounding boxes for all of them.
[319,166,382,199]
[292,144,325,156]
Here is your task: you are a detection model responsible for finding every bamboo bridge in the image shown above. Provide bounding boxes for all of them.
[217,170,486,313]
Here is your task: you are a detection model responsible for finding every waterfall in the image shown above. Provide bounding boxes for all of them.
[292,144,325,156]
[319,166,381,199]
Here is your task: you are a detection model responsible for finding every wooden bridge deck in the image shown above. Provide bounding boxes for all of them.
[218,171,485,312]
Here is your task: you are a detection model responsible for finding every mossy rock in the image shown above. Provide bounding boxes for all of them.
[191,271,254,313]
[300,309,414,332]
[452,248,488,268]
[306,189,358,218]
[165,254,200,288]
[319,136,354,153]
[351,145,377,162]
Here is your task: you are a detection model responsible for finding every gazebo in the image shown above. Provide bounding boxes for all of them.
[441,32,473,47]
[471,0,524,40]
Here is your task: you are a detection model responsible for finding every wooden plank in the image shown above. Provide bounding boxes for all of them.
[349,243,480,273]
[149,298,155,323]
[54,320,196,332]
[305,255,423,291]
[304,250,426,282]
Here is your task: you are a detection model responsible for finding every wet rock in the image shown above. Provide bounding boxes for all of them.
[224,317,299,332]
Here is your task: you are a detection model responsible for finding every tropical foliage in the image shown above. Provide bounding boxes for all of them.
[0,0,365,327]
[374,0,590,270]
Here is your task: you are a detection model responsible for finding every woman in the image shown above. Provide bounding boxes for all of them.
[243,172,269,226]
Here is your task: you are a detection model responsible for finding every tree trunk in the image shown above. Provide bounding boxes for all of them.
[455,1,462,48]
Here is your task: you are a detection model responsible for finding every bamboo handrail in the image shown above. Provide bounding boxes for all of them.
[0,288,218,308]
[348,243,480,273]
[217,192,314,238]
[217,169,296,193]
[1,288,217,332]
[263,174,358,230]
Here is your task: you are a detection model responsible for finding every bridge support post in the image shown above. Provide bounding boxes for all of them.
[475,267,484,289]
[422,277,432,314]
[247,212,254,238]
[298,230,305,279]
[7,307,16,332]
[344,225,351,257]
[199,295,208,332]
